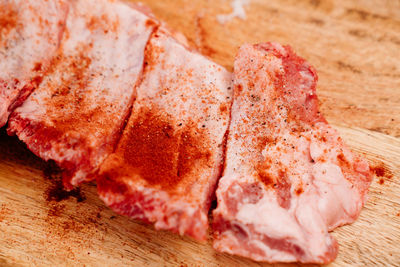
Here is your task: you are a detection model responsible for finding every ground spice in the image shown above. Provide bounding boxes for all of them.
[43,161,85,203]
[371,163,393,185]
[122,108,211,189]
[0,3,18,41]
[46,179,85,202]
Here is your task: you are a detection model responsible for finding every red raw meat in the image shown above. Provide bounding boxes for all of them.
[8,0,157,189]
[212,43,372,263]
[97,29,232,241]
[0,0,68,127]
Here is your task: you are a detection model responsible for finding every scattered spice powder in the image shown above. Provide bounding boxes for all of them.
[295,187,304,195]
[371,163,393,186]
[0,3,19,41]
[43,161,86,203]
[46,179,86,202]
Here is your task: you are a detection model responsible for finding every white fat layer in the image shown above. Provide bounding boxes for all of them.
[236,193,304,239]
[312,163,361,229]
[249,240,297,262]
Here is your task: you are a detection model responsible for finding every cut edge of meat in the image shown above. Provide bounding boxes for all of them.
[212,42,373,263]
[97,162,210,241]
[212,177,340,263]
[105,24,162,180]
[1,81,35,127]
[212,214,339,263]
[7,115,109,188]
[209,85,235,208]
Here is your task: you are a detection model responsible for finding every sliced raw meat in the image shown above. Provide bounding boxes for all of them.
[97,29,232,241]
[8,0,157,189]
[0,0,68,127]
[212,43,372,263]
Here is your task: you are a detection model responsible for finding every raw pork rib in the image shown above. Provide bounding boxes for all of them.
[97,29,232,240]
[0,0,68,127]
[8,0,157,189]
[213,43,372,263]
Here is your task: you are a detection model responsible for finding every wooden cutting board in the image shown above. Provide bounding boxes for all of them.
[1,0,399,266]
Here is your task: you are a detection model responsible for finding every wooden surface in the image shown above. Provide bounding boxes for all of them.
[1,0,399,266]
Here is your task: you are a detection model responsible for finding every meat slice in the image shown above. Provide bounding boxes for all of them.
[7,0,157,189]
[212,43,372,263]
[0,0,68,127]
[97,29,232,241]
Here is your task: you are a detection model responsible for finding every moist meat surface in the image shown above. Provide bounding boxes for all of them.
[212,43,372,263]
[0,0,68,127]
[97,29,232,241]
[7,0,157,189]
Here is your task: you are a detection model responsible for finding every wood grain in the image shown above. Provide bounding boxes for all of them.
[0,0,399,266]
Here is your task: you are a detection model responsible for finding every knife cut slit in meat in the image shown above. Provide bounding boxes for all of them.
[97,29,232,241]
[0,0,68,127]
[7,0,158,189]
[212,43,372,263]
